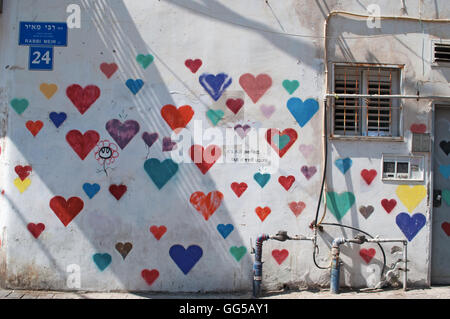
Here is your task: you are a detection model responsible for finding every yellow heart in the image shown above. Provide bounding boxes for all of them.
[13,177,31,194]
[39,83,58,99]
[396,185,426,213]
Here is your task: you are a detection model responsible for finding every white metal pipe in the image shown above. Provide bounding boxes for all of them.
[403,242,408,291]
[325,93,450,100]
[366,238,407,243]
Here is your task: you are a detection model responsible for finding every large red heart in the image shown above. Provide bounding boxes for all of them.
[272,249,289,265]
[190,191,224,221]
[49,196,84,227]
[289,201,306,217]
[185,59,202,73]
[361,169,377,185]
[381,199,397,214]
[161,104,194,133]
[66,84,101,115]
[231,182,248,198]
[66,130,100,160]
[278,176,295,191]
[226,98,244,114]
[442,222,450,236]
[100,62,118,79]
[255,206,271,222]
[190,144,222,174]
[109,184,127,200]
[150,225,167,240]
[26,120,44,137]
[15,165,32,181]
[266,128,298,158]
[141,269,159,286]
[27,223,45,239]
[359,248,376,264]
[239,73,272,103]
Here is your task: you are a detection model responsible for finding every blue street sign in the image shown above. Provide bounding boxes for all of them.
[29,47,53,71]
[19,22,68,47]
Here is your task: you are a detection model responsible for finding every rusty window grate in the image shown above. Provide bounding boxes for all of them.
[434,43,450,63]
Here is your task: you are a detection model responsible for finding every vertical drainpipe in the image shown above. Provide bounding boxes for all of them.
[330,238,346,294]
[252,234,270,298]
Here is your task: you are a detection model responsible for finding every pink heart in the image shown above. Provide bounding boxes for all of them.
[239,74,272,103]
[234,124,251,139]
[289,201,306,217]
[260,104,275,119]
[299,144,314,158]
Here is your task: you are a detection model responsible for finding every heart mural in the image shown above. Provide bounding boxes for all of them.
[40,83,58,99]
[266,128,298,158]
[27,223,45,239]
[136,54,154,69]
[206,109,224,126]
[190,191,224,221]
[100,62,118,79]
[199,73,232,101]
[161,104,194,132]
[239,73,272,103]
[396,185,426,213]
[326,191,356,221]
[15,165,32,181]
[150,225,167,240]
[10,98,29,115]
[217,224,234,239]
[49,196,84,227]
[359,248,376,263]
[83,183,100,199]
[109,184,127,201]
[231,182,248,198]
[26,120,44,137]
[287,97,319,127]
[141,269,159,286]
[255,206,271,222]
[144,158,179,190]
[282,80,299,95]
[185,59,202,73]
[230,246,247,262]
[106,119,140,149]
[13,178,31,193]
[301,165,317,180]
[126,79,144,95]
[278,175,295,191]
[115,242,133,260]
[396,212,426,241]
[335,158,353,174]
[289,201,306,217]
[381,199,397,214]
[169,244,203,275]
[226,98,244,114]
[66,84,101,115]
[361,169,377,185]
[93,253,112,271]
[49,112,67,128]
[439,140,450,156]
[359,205,374,219]
[142,132,159,148]
[66,130,100,160]
[254,173,271,188]
[190,145,222,174]
[272,249,289,265]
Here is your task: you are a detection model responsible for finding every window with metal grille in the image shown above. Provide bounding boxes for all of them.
[332,65,401,137]
[434,42,450,63]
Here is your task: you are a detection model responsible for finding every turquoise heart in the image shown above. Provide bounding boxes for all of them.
[206,109,224,126]
[282,80,299,95]
[10,98,29,115]
[144,158,179,190]
[443,189,450,206]
[335,158,353,174]
[136,54,154,69]
[439,165,450,179]
[93,253,112,271]
[229,246,247,262]
[326,192,355,221]
[273,134,290,150]
[254,173,271,188]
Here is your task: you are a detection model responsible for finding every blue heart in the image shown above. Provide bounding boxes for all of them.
[439,165,450,179]
[49,112,67,128]
[199,73,232,101]
[254,173,271,188]
[396,212,426,242]
[83,183,100,199]
[144,158,179,190]
[335,158,353,175]
[169,245,203,275]
[126,79,144,95]
[93,253,112,271]
[217,224,234,239]
[287,98,319,127]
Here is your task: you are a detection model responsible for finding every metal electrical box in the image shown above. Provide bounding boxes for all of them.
[412,133,431,153]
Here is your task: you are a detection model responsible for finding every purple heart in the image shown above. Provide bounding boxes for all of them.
[301,165,317,180]
[142,132,159,148]
[234,124,251,139]
[260,104,275,118]
[162,137,177,152]
[106,119,140,149]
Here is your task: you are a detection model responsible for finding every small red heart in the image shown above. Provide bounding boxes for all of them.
[231,182,248,198]
[381,199,397,214]
[150,225,167,240]
[289,201,306,217]
[190,191,224,221]
[359,248,376,264]
[272,249,289,265]
[141,269,159,286]
[26,120,43,137]
[15,165,32,181]
[255,206,271,222]
[442,222,450,236]
[266,128,298,158]
[185,59,202,73]
[109,184,127,201]
[49,196,84,227]
[226,98,244,115]
[361,169,377,185]
[278,176,295,191]
[410,123,427,134]
[66,130,100,160]
[190,144,222,175]
[66,84,101,115]
[100,62,118,79]
[27,223,45,239]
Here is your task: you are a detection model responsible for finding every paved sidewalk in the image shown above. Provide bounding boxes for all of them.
[0,286,449,299]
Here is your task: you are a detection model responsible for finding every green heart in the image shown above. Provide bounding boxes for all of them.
[136,54,154,69]
[274,134,290,150]
[443,189,450,206]
[230,246,247,262]
[282,80,300,95]
[206,109,224,126]
[10,98,29,115]
[326,191,355,221]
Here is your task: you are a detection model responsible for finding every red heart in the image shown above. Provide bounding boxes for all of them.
[278,176,295,191]
[226,98,244,114]
[49,196,84,227]
[185,59,202,73]
[289,201,306,217]
[161,104,194,133]
[66,84,101,115]
[27,223,45,239]
[272,249,289,265]
[141,269,159,286]
[100,62,118,79]
[410,123,427,134]
[239,73,272,103]
[266,128,298,158]
[15,165,32,181]
[231,182,248,198]
[442,222,450,236]
[255,206,271,222]
[66,130,100,160]
[109,184,127,200]
[190,191,224,221]
[381,199,397,214]
[26,120,43,137]
[190,144,222,174]
[361,169,377,185]
[150,225,167,240]
[359,248,376,264]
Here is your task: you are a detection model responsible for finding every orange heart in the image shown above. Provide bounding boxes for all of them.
[190,191,224,221]
[40,83,58,99]
[255,206,271,222]
[26,120,43,137]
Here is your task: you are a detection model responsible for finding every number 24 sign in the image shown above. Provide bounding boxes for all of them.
[29,47,53,71]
